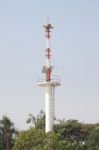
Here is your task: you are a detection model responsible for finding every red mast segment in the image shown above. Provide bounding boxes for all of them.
[43,24,53,82]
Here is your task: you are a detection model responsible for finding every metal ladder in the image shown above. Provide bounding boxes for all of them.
[50,86,55,130]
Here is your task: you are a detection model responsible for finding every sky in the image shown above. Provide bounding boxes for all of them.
[0,0,99,130]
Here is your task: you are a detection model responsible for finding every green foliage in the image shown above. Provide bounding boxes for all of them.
[13,127,88,150]
[35,110,45,129]
[26,110,45,130]
[1,112,99,150]
[54,119,99,144]
[44,132,59,150]
[0,116,17,150]
[87,128,99,150]
[55,120,86,143]
[12,128,46,150]
[58,141,85,150]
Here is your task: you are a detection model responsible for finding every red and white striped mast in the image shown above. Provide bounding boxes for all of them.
[38,21,60,132]
[44,22,53,81]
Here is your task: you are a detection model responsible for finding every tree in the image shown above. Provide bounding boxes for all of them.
[44,132,59,150]
[87,127,99,150]
[0,116,17,150]
[27,110,45,130]
[13,111,99,150]
[12,128,46,150]
[54,119,98,144]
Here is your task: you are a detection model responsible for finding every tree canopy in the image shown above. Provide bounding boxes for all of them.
[0,116,17,150]
[0,112,99,150]
[12,111,99,150]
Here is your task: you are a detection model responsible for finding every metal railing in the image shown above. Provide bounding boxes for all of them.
[37,75,60,83]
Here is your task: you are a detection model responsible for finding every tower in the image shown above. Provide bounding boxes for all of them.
[37,22,60,132]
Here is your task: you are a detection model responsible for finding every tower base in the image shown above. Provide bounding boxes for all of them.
[38,80,60,132]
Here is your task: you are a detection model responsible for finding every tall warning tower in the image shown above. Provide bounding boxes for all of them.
[37,22,60,132]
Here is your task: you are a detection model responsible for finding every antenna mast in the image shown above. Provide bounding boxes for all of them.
[38,21,60,132]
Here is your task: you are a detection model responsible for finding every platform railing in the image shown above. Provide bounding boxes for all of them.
[37,75,60,83]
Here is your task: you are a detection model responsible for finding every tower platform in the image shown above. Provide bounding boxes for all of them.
[37,80,60,87]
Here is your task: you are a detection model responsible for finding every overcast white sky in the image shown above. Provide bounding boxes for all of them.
[0,0,99,130]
